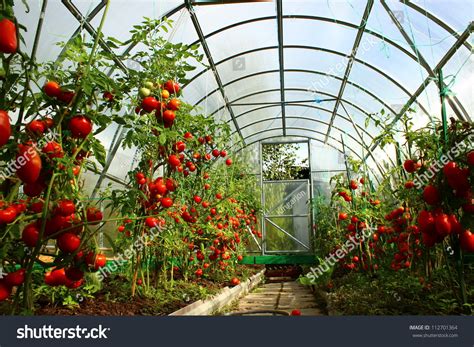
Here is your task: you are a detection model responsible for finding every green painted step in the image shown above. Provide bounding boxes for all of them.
[241,255,317,265]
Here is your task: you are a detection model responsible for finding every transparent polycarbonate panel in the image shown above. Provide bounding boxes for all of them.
[234,104,281,130]
[238,142,260,175]
[195,90,225,116]
[284,71,342,98]
[413,0,473,32]
[263,181,309,216]
[104,146,138,180]
[14,1,81,63]
[342,82,394,117]
[412,82,441,127]
[283,18,358,55]
[211,107,232,127]
[312,171,345,200]
[283,0,367,25]
[216,48,279,85]
[380,1,458,69]
[223,71,280,101]
[206,18,278,62]
[94,123,121,157]
[332,116,362,138]
[232,90,281,106]
[195,1,275,34]
[442,47,473,118]
[88,1,185,45]
[285,104,332,124]
[310,141,346,171]
[262,136,308,144]
[245,129,283,144]
[284,128,326,146]
[265,216,310,252]
[355,37,429,94]
[284,48,349,79]
[285,91,336,112]
[182,69,219,105]
[349,62,412,106]
[339,101,380,137]
[241,118,282,139]
[331,129,363,157]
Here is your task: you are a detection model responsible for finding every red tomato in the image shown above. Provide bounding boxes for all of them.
[0,206,17,224]
[86,207,103,224]
[161,197,173,208]
[16,145,42,184]
[417,210,435,234]
[163,80,180,95]
[230,277,240,286]
[460,230,474,253]
[22,222,40,247]
[141,96,159,112]
[26,120,45,135]
[167,98,180,111]
[55,200,75,216]
[194,195,202,204]
[434,213,451,236]
[4,268,25,287]
[174,141,186,152]
[0,110,11,147]
[225,158,232,166]
[43,81,61,98]
[23,181,45,197]
[69,115,92,139]
[58,90,75,104]
[448,214,463,234]
[220,150,227,157]
[145,217,159,228]
[423,185,440,205]
[42,141,64,159]
[0,280,11,301]
[65,267,84,281]
[404,181,415,189]
[195,268,203,277]
[0,19,17,54]
[212,149,220,157]
[349,180,358,190]
[168,154,181,167]
[338,212,347,220]
[290,309,301,316]
[443,161,458,177]
[183,132,193,140]
[359,177,365,184]
[57,232,81,253]
[162,110,175,123]
[403,159,420,173]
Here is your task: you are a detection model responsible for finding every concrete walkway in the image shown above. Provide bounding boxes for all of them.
[232,281,323,315]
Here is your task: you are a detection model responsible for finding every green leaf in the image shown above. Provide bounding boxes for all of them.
[91,139,107,168]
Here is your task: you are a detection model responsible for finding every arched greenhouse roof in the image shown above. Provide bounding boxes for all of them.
[15,0,473,182]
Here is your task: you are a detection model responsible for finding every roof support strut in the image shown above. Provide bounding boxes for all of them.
[364,21,474,161]
[381,0,469,122]
[185,0,245,143]
[276,0,286,136]
[325,0,374,143]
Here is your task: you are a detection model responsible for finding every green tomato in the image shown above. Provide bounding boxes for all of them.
[139,87,151,97]
[0,68,5,78]
[143,81,154,89]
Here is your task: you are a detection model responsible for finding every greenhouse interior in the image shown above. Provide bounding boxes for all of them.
[0,0,473,319]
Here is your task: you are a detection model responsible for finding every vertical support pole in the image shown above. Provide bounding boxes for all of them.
[340,134,355,209]
[259,141,265,256]
[438,69,467,309]
[307,140,315,254]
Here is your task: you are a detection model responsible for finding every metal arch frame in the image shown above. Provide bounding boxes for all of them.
[276,0,286,135]
[227,100,375,141]
[222,87,387,135]
[381,0,468,122]
[364,21,474,161]
[235,134,382,186]
[225,102,395,174]
[401,0,472,52]
[185,0,245,142]
[326,0,374,142]
[190,46,430,117]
